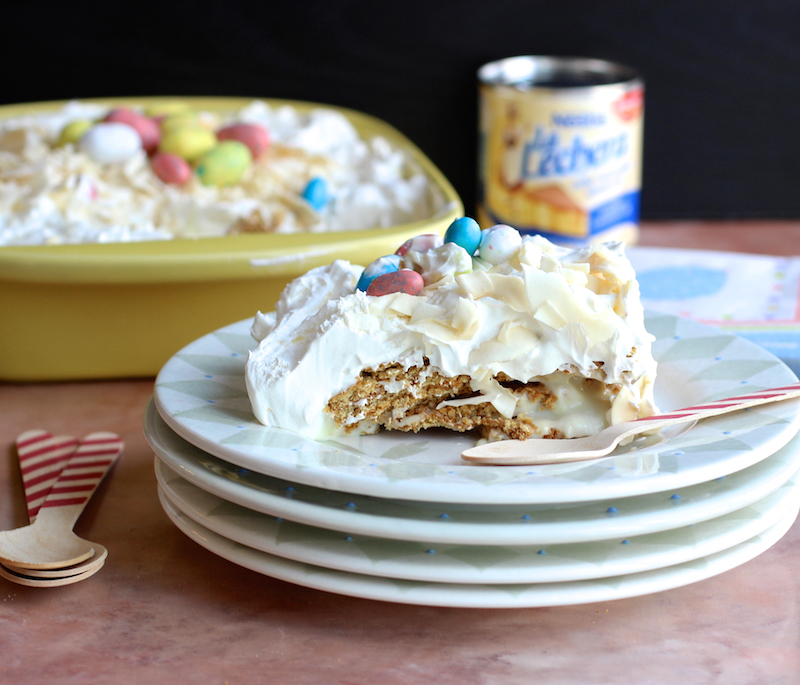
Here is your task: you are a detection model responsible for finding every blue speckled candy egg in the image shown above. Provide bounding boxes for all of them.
[478,224,522,264]
[444,217,481,256]
[356,254,401,292]
[302,177,329,210]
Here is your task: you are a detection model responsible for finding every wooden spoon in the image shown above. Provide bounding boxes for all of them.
[462,383,800,466]
[1,542,108,579]
[0,432,123,570]
[2,431,107,582]
[0,560,105,588]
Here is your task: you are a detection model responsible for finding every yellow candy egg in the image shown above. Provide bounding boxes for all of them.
[159,112,201,133]
[159,126,217,162]
[57,119,93,146]
[144,102,193,119]
[196,141,252,187]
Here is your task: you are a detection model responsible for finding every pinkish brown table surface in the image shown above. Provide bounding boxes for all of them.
[1,222,799,685]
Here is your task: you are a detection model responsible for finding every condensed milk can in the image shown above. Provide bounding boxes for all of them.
[478,56,643,245]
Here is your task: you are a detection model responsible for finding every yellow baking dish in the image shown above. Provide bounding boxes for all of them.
[0,97,462,381]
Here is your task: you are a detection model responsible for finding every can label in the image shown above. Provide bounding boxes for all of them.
[478,59,643,245]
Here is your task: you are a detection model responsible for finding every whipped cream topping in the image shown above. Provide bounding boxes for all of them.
[245,234,658,441]
[0,100,445,246]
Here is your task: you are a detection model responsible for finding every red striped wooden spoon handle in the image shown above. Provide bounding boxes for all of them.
[15,430,79,523]
[38,432,124,523]
[633,383,800,424]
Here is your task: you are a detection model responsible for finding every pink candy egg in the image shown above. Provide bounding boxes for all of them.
[216,123,270,159]
[151,152,192,185]
[103,108,161,155]
[366,269,424,297]
[395,233,444,256]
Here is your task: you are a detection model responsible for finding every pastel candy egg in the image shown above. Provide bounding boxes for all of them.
[395,233,444,256]
[217,123,270,159]
[196,140,252,186]
[57,119,92,146]
[444,217,481,255]
[366,269,424,297]
[159,111,201,132]
[103,108,161,154]
[79,122,142,164]
[159,125,217,162]
[356,254,401,292]
[136,117,162,155]
[301,177,328,210]
[478,224,522,264]
[151,152,192,185]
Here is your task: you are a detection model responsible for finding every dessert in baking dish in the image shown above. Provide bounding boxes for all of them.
[245,219,657,442]
[0,100,443,246]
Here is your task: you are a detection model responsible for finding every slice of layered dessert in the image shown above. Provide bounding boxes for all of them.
[245,219,657,442]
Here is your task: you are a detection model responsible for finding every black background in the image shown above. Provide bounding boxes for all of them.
[3,0,800,222]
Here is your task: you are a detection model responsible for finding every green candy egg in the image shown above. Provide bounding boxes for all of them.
[196,141,252,186]
[159,126,217,162]
[57,119,93,146]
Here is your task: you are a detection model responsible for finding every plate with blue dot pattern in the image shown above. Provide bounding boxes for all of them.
[146,399,800,546]
[155,456,799,585]
[158,487,799,607]
[153,313,800,504]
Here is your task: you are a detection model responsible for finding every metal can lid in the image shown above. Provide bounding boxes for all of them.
[478,56,640,91]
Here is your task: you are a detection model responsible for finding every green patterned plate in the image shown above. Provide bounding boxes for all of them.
[153,313,800,504]
[158,487,799,607]
[145,400,800,545]
[156,457,800,584]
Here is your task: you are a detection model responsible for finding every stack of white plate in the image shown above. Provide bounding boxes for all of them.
[146,312,800,608]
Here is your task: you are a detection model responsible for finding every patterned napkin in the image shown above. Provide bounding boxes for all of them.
[629,247,800,377]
